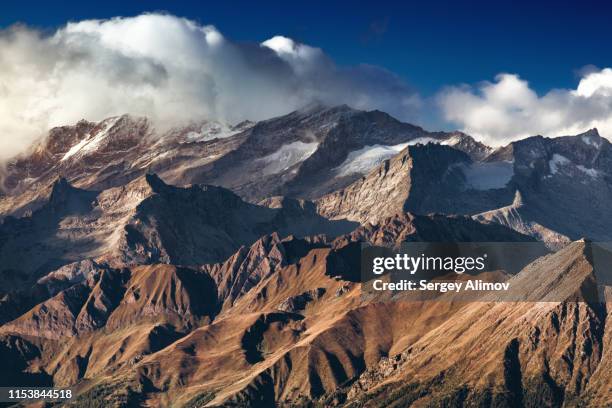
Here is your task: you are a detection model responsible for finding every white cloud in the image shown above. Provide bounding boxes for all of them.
[261,35,325,75]
[575,68,612,97]
[0,13,421,161]
[438,70,612,145]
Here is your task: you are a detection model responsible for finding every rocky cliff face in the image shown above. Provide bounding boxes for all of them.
[316,143,512,224]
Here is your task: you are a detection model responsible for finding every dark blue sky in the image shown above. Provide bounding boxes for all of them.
[2,0,610,95]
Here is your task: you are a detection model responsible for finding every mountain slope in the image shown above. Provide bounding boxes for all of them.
[474,190,571,250]
[481,129,612,243]
[345,241,611,407]
[316,143,512,224]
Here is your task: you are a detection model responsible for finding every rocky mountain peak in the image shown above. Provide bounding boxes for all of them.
[578,127,601,139]
[444,131,493,160]
[316,143,488,224]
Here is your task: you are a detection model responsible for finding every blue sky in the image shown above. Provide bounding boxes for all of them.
[2,0,610,95]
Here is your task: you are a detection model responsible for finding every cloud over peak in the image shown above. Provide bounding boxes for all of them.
[0,13,420,160]
[438,69,612,145]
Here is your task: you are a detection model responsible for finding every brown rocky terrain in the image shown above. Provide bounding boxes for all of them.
[1,218,608,407]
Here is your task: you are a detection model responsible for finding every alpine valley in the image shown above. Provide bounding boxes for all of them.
[0,105,610,407]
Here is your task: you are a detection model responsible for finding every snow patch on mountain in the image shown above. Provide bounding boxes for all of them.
[463,161,514,190]
[333,137,463,177]
[61,117,120,161]
[61,138,90,162]
[259,141,319,175]
[440,135,462,146]
[549,154,571,175]
[582,134,602,148]
[544,154,602,179]
[576,165,600,178]
[333,142,410,176]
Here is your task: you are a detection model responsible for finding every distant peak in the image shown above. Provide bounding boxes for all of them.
[577,128,605,148]
[580,128,600,138]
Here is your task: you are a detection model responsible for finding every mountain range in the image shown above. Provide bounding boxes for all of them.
[0,105,610,407]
